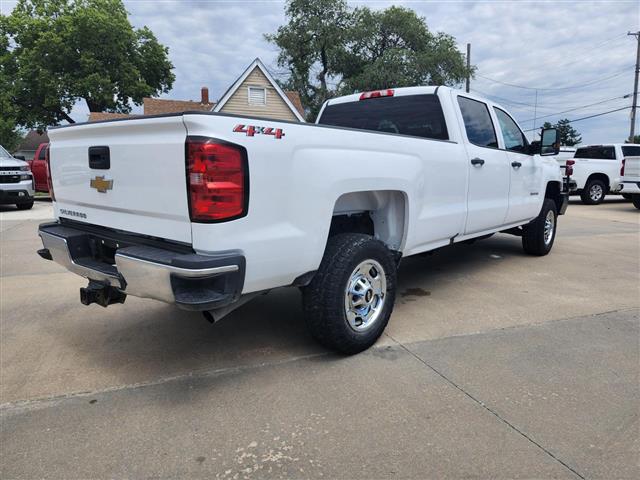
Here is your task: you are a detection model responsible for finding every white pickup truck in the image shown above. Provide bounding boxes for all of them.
[565,144,640,204]
[38,86,568,353]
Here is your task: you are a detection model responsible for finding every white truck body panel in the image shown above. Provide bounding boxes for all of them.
[45,86,564,296]
[566,144,637,193]
[621,155,640,194]
[49,116,191,243]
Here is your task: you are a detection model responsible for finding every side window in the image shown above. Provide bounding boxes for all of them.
[621,146,640,157]
[38,146,47,160]
[494,108,528,153]
[457,96,498,148]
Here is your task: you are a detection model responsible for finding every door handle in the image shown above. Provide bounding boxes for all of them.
[471,158,485,166]
[511,161,522,168]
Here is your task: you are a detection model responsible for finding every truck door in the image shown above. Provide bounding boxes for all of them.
[493,107,542,223]
[456,95,510,234]
[31,144,48,191]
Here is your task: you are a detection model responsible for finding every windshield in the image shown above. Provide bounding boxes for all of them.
[0,145,14,160]
[318,94,449,141]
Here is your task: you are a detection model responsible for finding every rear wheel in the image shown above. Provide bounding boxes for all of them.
[302,233,397,354]
[16,201,34,210]
[632,195,640,210]
[522,199,557,256]
[580,179,606,205]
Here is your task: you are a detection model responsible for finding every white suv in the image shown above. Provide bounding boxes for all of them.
[569,144,640,205]
[0,144,35,210]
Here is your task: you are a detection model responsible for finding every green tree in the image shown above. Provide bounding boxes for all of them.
[265,0,353,118]
[625,135,640,144]
[1,0,175,133]
[542,119,582,146]
[0,30,24,150]
[266,0,473,119]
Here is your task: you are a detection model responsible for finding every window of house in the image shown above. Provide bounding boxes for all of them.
[248,87,266,106]
[457,96,498,148]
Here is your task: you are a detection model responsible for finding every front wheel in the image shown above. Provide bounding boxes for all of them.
[302,233,397,354]
[580,179,606,205]
[522,199,557,256]
[632,195,640,210]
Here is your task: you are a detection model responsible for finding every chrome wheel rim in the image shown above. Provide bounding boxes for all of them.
[544,210,555,245]
[590,184,603,202]
[344,259,387,332]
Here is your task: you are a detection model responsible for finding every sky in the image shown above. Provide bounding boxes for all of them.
[1,0,638,144]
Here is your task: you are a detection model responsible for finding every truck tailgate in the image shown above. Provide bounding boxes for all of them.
[48,116,191,244]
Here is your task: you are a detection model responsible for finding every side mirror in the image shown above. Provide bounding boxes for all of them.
[540,128,560,156]
[14,155,26,161]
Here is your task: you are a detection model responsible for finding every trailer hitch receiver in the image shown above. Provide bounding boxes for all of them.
[80,280,127,308]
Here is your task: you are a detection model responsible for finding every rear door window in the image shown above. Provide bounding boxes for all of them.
[318,94,449,141]
[457,96,498,148]
[621,145,640,157]
[574,146,616,159]
[38,146,47,160]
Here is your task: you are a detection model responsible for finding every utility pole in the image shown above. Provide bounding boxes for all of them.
[629,31,640,143]
[466,43,471,93]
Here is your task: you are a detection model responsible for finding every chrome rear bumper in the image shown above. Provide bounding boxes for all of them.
[38,222,245,310]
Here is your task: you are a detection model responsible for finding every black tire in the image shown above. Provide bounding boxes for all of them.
[16,201,34,210]
[302,233,397,354]
[632,195,640,210]
[580,179,606,205]
[522,199,557,256]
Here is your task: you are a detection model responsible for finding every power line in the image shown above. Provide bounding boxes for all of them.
[476,67,632,91]
[522,106,631,132]
[519,93,631,123]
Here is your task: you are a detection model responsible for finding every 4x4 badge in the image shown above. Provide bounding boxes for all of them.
[90,176,113,193]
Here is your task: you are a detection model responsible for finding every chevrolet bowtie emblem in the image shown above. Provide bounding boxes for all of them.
[90,176,113,193]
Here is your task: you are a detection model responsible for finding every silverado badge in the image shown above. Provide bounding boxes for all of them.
[90,176,113,193]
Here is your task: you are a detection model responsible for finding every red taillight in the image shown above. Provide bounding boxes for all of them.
[621,159,626,176]
[565,159,575,176]
[359,89,394,100]
[186,136,247,222]
[45,145,55,200]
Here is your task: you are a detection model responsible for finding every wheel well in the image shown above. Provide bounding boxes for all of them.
[329,191,407,251]
[545,182,563,212]
[585,173,610,190]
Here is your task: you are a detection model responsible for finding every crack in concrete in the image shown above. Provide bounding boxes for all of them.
[384,332,587,480]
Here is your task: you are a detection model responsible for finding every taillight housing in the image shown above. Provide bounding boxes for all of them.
[186,136,248,222]
[620,159,626,176]
[359,89,394,100]
[565,159,575,177]
[45,145,55,200]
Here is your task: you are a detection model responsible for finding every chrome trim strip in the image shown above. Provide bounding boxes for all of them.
[56,199,186,221]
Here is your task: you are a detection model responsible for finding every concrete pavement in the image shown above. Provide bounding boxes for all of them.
[1,198,639,478]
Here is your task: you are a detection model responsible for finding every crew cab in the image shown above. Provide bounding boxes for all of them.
[620,154,640,209]
[565,144,640,204]
[37,86,567,354]
[1,144,35,210]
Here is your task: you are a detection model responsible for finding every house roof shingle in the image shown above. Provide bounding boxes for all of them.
[284,91,305,117]
[143,98,215,116]
[16,130,49,151]
[87,112,133,122]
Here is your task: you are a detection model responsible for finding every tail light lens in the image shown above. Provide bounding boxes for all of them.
[565,159,575,176]
[359,89,394,100]
[186,136,248,222]
[621,159,626,176]
[45,145,55,200]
